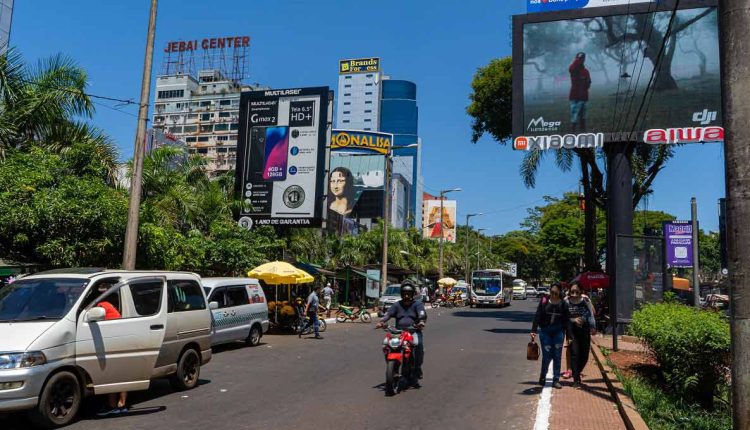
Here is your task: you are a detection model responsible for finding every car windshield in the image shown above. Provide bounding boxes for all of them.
[473,279,501,296]
[0,278,88,322]
[384,286,400,296]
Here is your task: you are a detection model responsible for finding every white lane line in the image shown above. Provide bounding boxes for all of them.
[533,366,554,430]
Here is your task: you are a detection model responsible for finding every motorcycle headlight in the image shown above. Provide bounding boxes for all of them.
[388,338,401,348]
[0,352,47,370]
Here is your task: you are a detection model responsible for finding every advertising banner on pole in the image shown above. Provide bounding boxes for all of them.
[512,1,722,149]
[422,200,457,243]
[366,269,381,298]
[527,0,653,14]
[663,221,694,268]
[235,87,330,229]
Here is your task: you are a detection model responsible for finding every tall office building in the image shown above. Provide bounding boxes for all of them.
[0,0,13,50]
[335,57,382,130]
[380,79,422,228]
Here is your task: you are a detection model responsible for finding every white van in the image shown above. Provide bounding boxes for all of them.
[0,269,214,428]
[202,278,269,347]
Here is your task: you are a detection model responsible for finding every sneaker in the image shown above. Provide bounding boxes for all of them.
[314,335,323,339]
[552,381,563,389]
[572,381,581,389]
[118,406,129,414]
[96,408,116,417]
[562,370,572,379]
[538,377,546,386]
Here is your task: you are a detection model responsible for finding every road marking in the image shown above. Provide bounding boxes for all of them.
[533,366,554,430]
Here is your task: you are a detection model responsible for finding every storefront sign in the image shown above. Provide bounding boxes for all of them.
[513,133,604,150]
[331,130,392,155]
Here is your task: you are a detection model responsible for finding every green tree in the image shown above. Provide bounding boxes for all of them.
[467,57,513,144]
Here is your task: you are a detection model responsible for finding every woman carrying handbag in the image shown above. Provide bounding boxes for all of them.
[530,283,569,389]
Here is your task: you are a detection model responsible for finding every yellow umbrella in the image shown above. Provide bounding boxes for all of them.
[248,262,314,325]
[438,277,457,287]
[248,261,314,285]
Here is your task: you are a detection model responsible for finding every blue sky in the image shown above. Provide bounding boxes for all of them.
[11,0,725,233]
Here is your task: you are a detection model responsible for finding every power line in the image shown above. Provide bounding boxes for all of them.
[19,78,143,107]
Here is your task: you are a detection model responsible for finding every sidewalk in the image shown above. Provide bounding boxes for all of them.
[547,341,626,430]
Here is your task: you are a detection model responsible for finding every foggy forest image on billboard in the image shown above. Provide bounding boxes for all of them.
[522,7,720,137]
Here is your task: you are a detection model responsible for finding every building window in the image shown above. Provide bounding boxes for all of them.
[214,123,229,132]
[343,120,350,123]
[201,113,212,121]
[344,84,352,88]
[186,137,197,143]
[157,89,184,99]
[343,111,350,114]
[366,74,373,77]
[200,125,212,133]
[366,83,373,87]
[197,148,208,154]
[200,101,211,107]
[365,101,372,104]
[187,113,199,120]
[217,135,229,141]
[230,124,239,131]
[343,102,351,105]
[364,110,372,113]
[219,112,231,118]
[365,92,373,95]
[364,119,371,122]
[344,93,351,96]
[183,125,197,133]
[364,127,371,131]
[198,136,209,142]
[154,115,165,122]
[219,99,232,106]
[345,76,352,79]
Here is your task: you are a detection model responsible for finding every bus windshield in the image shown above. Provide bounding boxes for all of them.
[473,278,502,296]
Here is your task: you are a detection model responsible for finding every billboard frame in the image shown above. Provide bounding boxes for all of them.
[234,86,330,229]
[512,0,719,141]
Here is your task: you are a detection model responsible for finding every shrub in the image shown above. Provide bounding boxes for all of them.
[629,302,730,409]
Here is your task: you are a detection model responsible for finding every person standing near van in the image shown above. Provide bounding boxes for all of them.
[565,283,597,388]
[94,287,129,415]
[322,282,334,318]
[531,283,569,389]
[300,285,323,339]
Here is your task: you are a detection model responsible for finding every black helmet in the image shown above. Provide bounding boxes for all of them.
[400,283,416,299]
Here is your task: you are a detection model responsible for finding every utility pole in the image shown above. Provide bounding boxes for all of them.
[691,197,700,308]
[380,154,392,294]
[438,187,461,280]
[475,228,486,273]
[464,213,483,284]
[718,1,750,427]
[122,0,158,270]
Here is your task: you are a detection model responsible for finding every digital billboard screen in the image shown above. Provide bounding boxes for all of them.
[512,0,721,145]
[235,87,330,229]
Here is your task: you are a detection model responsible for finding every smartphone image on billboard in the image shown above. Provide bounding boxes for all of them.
[262,126,289,181]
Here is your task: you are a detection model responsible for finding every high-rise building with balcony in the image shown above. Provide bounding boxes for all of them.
[151,70,264,176]
[0,0,14,51]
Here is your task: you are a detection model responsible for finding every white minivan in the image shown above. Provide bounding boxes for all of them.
[0,269,214,428]
[202,278,269,347]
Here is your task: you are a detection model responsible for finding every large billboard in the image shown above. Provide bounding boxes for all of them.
[235,87,330,229]
[513,1,722,148]
[422,199,457,243]
[339,57,380,75]
[327,130,393,235]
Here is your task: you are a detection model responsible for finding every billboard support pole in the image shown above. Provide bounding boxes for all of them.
[123,0,158,270]
[380,154,392,295]
[606,142,634,352]
[691,197,700,307]
[438,195,445,280]
[718,2,750,425]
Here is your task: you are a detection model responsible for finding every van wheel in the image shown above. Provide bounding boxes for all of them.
[29,371,81,429]
[170,349,201,391]
[246,325,261,347]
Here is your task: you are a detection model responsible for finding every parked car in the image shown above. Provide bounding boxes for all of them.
[525,286,538,298]
[0,269,214,428]
[512,285,528,300]
[536,286,550,296]
[202,278,269,347]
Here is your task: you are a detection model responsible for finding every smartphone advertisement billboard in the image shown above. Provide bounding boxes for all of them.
[327,130,393,235]
[235,87,330,229]
[512,1,722,147]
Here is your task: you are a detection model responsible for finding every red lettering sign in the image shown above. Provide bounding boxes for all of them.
[643,126,724,145]
[166,36,250,53]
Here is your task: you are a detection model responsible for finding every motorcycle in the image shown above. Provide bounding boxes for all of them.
[430,294,454,309]
[336,305,372,323]
[292,302,327,335]
[380,325,418,396]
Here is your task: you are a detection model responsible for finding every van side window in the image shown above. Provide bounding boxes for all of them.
[208,288,227,309]
[78,277,121,318]
[226,286,249,307]
[130,281,163,316]
[168,280,207,313]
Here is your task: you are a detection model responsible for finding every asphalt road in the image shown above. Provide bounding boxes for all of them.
[2,299,543,430]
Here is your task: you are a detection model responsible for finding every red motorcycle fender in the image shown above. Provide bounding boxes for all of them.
[386,353,403,362]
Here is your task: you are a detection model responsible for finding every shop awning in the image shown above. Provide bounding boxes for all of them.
[293,261,336,277]
[351,269,381,283]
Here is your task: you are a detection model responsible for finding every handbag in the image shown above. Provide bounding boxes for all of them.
[527,341,540,361]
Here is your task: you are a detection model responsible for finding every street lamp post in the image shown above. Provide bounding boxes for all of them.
[438,188,462,280]
[464,213,483,284]
[475,228,486,273]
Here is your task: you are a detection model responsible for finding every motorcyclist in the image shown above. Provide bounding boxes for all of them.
[376,281,427,383]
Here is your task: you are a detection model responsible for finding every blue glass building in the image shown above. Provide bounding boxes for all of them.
[380,79,422,228]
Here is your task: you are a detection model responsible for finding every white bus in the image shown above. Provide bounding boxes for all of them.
[470,269,514,308]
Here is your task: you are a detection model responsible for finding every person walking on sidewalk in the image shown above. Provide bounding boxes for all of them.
[565,283,597,388]
[531,283,569,389]
[322,282,334,318]
[300,285,323,339]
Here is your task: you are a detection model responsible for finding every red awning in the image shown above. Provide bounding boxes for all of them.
[571,272,609,290]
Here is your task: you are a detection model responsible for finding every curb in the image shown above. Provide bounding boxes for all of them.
[590,338,650,430]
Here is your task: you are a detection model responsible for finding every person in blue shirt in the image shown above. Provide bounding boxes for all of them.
[299,285,323,339]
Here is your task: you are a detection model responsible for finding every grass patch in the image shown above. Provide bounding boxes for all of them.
[606,357,731,430]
